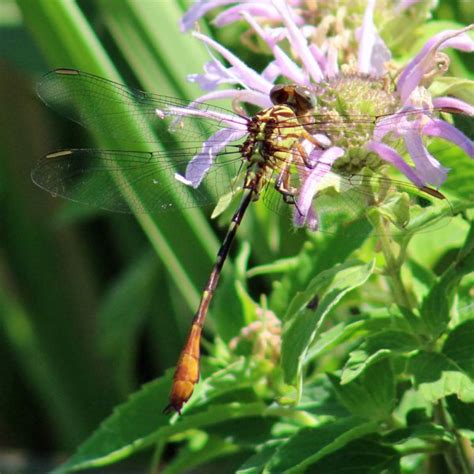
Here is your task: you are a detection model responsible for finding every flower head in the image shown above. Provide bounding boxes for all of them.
[173,0,473,230]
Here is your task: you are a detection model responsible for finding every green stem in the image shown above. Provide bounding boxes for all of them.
[371,214,412,309]
[264,406,317,426]
[149,440,165,474]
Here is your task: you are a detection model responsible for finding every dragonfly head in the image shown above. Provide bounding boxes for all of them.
[270,84,316,114]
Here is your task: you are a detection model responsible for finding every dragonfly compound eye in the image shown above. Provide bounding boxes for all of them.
[269,84,316,114]
[269,84,290,106]
[294,86,316,111]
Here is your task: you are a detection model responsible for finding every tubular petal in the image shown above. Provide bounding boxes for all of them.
[294,147,344,228]
[423,119,474,158]
[367,140,425,188]
[178,128,247,187]
[398,26,474,103]
[404,131,449,187]
[432,97,474,116]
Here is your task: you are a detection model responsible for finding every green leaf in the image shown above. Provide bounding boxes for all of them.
[189,358,269,412]
[295,377,350,419]
[207,416,276,448]
[420,223,474,337]
[442,320,474,378]
[281,260,375,385]
[375,192,410,230]
[53,357,270,472]
[246,256,299,278]
[306,320,367,361]
[270,217,373,316]
[330,358,396,421]
[308,438,399,472]
[234,280,259,327]
[383,422,454,446]
[365,330,420,354]
[340,349,392,384]
[434,136,474,202]
[408,215,469,270]
[266,417,378,473]
[430,76,474,105]
[236,441,282,474]
[161,435,240,474]
[408,351,474,403]
[53,373,174,473]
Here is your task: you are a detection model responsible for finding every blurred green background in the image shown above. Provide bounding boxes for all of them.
[0,0,472,472]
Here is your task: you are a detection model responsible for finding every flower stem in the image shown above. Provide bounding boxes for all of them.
[371,214,412,309]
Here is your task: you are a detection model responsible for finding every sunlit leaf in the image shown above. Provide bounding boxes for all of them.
[421,223,474,337]
[408,351,474,403]
[281,260,375,385]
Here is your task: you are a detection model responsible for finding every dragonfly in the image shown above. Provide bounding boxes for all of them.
[33,69,465,414]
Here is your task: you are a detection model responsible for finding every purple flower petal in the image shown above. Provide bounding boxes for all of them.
[214,3,295,27]
[432,96,474,116]
[398,25,474,103]
[304,206,319,231]
[166,104,249,129]
[177,127,247,188]
[357,0,391,77]
[294,146,344,228]
[191,88,273,109]
[272,0,324,83]
[262,61,281,83]
[309,44,328,75]
[294,203,319,230]
[367,140,425,187]
[423,118,474,158]
[181,0,237,31]
[404,130,450,186]
[325,44,339,78]
[188,58,238,91]
[193,32,273,93]
[372,113,400,141]
[242,12,308,85]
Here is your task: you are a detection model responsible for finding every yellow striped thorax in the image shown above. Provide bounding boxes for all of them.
[242,104,307,168]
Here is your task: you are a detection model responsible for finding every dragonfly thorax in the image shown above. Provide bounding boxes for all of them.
[241,104,307,172]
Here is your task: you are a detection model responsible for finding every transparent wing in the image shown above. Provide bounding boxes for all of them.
[37,68,248,145]
[261,166,454,237]
[261,106,472,236]
[36,68,471,232]
[31,147,244,213]
[278,107,473,151]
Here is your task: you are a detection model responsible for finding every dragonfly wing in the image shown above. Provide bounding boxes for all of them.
[31,147,244,213]
[261,145,454,236]
[37,69,248,145]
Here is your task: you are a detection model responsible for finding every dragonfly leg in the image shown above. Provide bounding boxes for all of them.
[275,166,297,205]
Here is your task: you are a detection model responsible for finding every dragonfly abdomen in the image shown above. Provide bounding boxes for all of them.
[165,322,202,414]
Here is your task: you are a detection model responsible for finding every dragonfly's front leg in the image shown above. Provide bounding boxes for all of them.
[296,130,331,169]
[274,160,297,204]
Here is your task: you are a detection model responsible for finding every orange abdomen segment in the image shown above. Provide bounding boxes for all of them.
[165,323,202,414]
